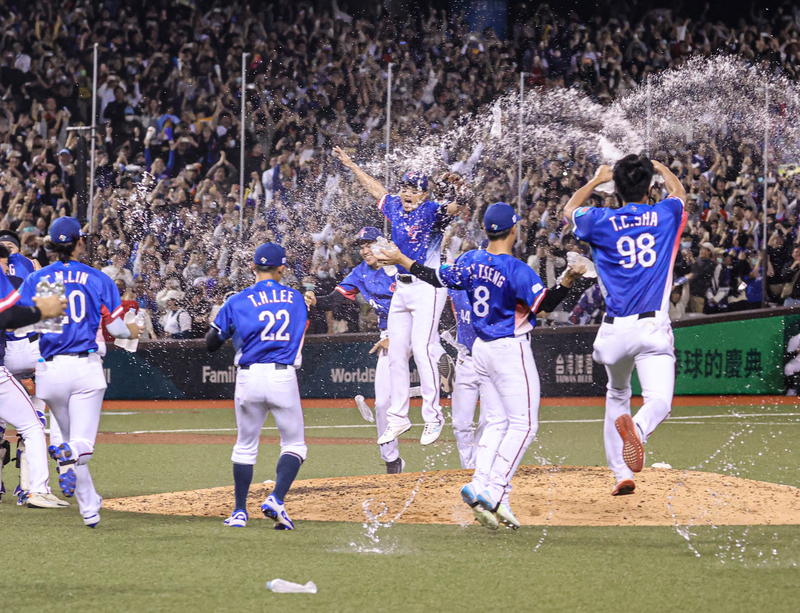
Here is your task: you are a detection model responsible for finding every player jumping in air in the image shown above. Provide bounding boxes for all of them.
[332,146,464,447]
[380,203,584,530]
[207,243,309,530]
[563,157,687,496]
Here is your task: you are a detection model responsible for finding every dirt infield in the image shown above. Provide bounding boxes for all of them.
[105,465,800,526]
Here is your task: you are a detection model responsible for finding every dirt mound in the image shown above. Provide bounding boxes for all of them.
[104,466,800,526]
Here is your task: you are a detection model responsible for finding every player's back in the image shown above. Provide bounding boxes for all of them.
[8,253,34,279]
[449,288,477,353]
[572,197,686,317]
[220,279,307,367]
[20,261,122,358]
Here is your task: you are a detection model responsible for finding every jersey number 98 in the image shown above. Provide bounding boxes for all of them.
[259,309,291,341]
[617,233,657,269]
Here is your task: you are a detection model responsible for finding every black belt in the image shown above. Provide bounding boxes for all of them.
[398,275,413,283]
[238,363,288,370]
[603,311,656,324]
[29,334,39,343]
[45,351,90,361]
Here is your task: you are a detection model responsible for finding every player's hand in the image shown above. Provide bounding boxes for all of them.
[332,146,354,169]
[127,322,140,339]
[304,291,317,307]
[561,263,587,287]
[592,165,613,185]
[377,245,402,266]
[33,295,67,320]
[369,336,389,354]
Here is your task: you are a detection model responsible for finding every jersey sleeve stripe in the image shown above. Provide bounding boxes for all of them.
[108,305,124,320]
[0,289,21,312]
[661,209,689,311]
[531,288,547,313]
[335,286,358,300]
[377,194,388,211]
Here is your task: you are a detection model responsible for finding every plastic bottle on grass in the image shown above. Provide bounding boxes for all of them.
[266,579,317,594]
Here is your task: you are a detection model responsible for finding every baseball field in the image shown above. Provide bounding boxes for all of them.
[3,397,800,613]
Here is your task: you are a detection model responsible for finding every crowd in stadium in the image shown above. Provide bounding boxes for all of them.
[1,0,800,338]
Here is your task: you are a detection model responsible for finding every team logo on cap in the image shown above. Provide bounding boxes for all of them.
[261,257,267,263]
[490,224,498,230]
[60,234,66,241]
[359,229,367,238]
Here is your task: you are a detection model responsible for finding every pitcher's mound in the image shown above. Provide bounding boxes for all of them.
[104,466,800,526]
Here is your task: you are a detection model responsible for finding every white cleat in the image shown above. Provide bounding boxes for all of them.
[472,506,500,530]
[261,495,295,530]
[377,423,411,445]
[83,513,101,528]
[223,509,248,527]
[495,504,521,530]
[354,395,375,423]
[420,422,443,446]
[27,492,70,509]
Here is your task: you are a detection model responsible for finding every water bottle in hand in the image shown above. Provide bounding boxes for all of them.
[371,237,398,276]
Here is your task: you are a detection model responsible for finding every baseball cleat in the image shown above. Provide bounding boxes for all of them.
[385,457,406,474]
[354,395,375,423]
[615,415,645,473]
[48,445,59,460]
[223,509,249,527]
[377,423,411,445]
[476,489,499,514]
[54,443,77,497]
[27,492,70,508]
[83,513,101,528]
[495,504,521,529]
[472,506,500,530]
[0,482,4,503]
[420,422,443,446]
[460,483,479,507]
[15,486,29,506]
[438,353,455,394]
[261,494,295,530]
[612,479,636,496]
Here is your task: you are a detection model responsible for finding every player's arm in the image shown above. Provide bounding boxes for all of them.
[563,165,613,222]
[206,301,233,353]
[205,326,224,352]
[98,276,138,339]
[378,246,445,287]
[651,160,686,203]
[332,146,388,201]
[305,286,358,310]
[536,264,586,314]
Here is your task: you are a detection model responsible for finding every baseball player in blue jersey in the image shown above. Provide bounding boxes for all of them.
[19,218,139,526]
[305,227,405,473]
[207,243,309,530]
[0,242,71,509]
[564,157,687,496]
[380,202,582,530]
[333,147,463,447]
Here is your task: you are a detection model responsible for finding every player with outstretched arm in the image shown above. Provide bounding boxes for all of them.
[206,243,308,530]
[19,218,140,526]
[304,227,406,473]
[380,202,583,529]
[563,157,687,496]
[333,146,463,447]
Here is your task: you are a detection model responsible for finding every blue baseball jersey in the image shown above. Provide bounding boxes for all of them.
[19,261,122,359]
[572,197,687,317]
[335,261,396,330]
[437,250,547,341]
[378,194,453,273]
[0,267,22,366]
[212,279,308,367]
[8,253,34,279]
[449,289,477,353]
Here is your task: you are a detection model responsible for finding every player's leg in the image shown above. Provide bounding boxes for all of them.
[602,356,637,485]
[451,356,480,469]
[383,288,414,437]
[408,285,447,440]
[374,348,401,471]
[262,368,306,530]
[632,321,675,444]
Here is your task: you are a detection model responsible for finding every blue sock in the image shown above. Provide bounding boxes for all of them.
[272,454,302,504]
[233,463,253,511]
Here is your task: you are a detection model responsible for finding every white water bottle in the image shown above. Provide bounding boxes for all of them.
[371,236,398,276]
[266,579,317,594]
[35,280,64,334]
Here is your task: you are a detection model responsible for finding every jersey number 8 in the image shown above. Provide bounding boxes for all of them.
[616,233,657,269]
[259,309,291,341]
[473,286,490,317]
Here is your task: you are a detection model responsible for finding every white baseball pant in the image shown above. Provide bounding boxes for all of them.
[386,280,447,428]
[470,335,540,503]
[374,332,400,462]
[0,366,50,494]
[451,354,484,469]
[232,364,307,465]
[36,354,107,520]
[592,311,675,482]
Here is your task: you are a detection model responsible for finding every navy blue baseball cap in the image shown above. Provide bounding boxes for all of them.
[355,226,383,244]
[253,243,287,267]
[483,202,519,233]
[400,171,428,192]
[50,217,85,244]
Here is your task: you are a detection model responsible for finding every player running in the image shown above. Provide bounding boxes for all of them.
[380,202,583,530]
[333,147,462,446]
[207,243,308,530]
[563,156,687,496]
[304,227,405,473]
[19,218,140,526]
[0,243,67,509]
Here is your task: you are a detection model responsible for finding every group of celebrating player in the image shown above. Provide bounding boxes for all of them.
[0,147,686,532]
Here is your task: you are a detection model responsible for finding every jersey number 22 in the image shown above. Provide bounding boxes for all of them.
[259,309,290,341]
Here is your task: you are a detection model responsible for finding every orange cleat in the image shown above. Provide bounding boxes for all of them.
[611,479,636,496]
[615,414,644,472]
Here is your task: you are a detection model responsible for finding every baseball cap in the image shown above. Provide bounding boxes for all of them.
[483,202,519,233]
[0,230,20,249]
[400,171,428,192]
[354,226,383,244]
[49,217,84,244]
[58,148,72,157]
[253,243,287,267]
